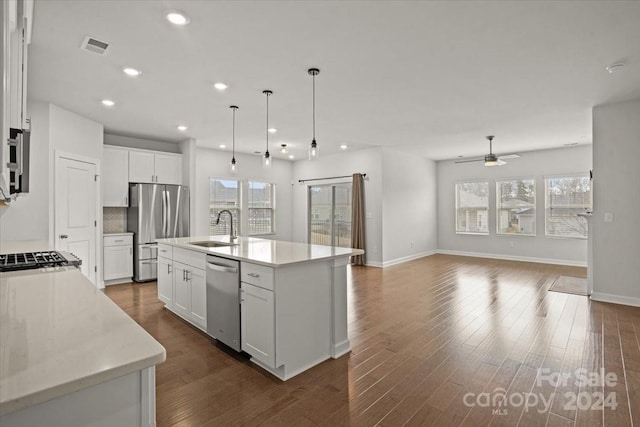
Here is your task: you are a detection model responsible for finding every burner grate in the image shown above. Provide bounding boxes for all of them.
[0,251,74,272]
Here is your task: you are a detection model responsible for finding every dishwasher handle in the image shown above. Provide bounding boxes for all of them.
[206,262,238,274]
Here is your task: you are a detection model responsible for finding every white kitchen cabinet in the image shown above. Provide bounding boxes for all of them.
[172,261,191,320]
[102,146,129,206]
[241,282,275,369]
[128,151,156,183]
[157,256,173,308]
[103,234,133,283]
[128,150,182,185]
[171,259,206,331]
[154,153,182,185]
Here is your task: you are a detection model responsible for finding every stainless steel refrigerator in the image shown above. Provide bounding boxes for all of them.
[128,183,189,281]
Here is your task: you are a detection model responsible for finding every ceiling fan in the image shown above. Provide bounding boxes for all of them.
[454,135,520,166]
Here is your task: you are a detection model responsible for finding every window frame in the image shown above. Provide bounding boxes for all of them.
[495,177,537,237]
[247,180,276,236]
[454,180,490,236]
[209,177,241,236]
[544,173,591,240]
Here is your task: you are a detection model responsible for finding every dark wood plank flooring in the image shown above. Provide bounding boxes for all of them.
[105,254,640,426]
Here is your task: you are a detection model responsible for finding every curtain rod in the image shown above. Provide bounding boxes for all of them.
[298,173,366,183]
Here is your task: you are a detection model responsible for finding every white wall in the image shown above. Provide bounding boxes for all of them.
[591,98,640,306]
[437,145,592,266]
[381,147,438,266]
[194,147,293,240]
[292,148,383,266]
[104,133,180,153]
[0,101,50,241]
[179,138,197,235]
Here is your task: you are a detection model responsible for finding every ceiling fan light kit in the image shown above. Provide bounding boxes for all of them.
[455,135,514,166]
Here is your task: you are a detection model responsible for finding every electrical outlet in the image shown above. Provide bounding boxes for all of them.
[604,212,613,223]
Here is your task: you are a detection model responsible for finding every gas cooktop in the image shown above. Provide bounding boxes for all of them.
[0,251,82,272]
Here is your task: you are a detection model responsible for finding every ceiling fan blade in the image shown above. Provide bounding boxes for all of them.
[497,159,507,166]
[454,158,483,164]
[497,153,520,160]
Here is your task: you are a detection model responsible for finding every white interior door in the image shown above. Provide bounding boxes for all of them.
[56,155,97,284]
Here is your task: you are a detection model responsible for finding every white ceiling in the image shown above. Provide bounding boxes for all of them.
[28,1,640,161]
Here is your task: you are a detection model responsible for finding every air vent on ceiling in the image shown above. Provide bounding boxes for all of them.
[80,35,110,55]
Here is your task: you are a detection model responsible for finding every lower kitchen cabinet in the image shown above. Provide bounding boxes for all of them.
[241,282,275,369]
[170,260,206,331]
[157,256,173,308]
[103,234,133,283]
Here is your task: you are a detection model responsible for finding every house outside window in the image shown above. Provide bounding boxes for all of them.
[496,178,536,236]
[455,181,489,234]
[545,175,591,238]
[210,179,240,235]
[248,181,275,235]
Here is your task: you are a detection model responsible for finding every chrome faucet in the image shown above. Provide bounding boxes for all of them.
[215,209,237,242]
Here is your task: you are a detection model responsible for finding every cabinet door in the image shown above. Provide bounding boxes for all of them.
[154,153,182,185]
[157,256,173,308]
[128,151,155,183]
[103,147,129,206]
[241,282,275,368]
[173,262,191,319]
[189,268,207,330]
[104,245,133,280]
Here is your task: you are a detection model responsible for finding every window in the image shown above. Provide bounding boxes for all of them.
[308,183,352,247]
[496,178,536,236]
[210,179,240,235]
[248,181,275,235]
[545,175,591,238]
[455,181,489,234]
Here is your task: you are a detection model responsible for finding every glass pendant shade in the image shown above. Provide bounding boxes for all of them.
[309,139,319,160]
[230,157,237,174]
[263,151,271,169]
[229,105,239,175]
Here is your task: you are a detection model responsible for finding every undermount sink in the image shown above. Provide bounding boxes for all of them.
[189,241,237,248]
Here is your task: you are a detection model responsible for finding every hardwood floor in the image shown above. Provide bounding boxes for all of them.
[105,254,640,426]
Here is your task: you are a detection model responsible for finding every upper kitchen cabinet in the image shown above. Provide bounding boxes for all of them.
[6,0,32,130]
[129,150,182,185]
[103,146,129,207]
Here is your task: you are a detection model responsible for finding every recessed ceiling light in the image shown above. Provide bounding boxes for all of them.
[101,99,115,107]
[219,144,226,149]
[288,155,294,159]
[605,63,625,74]
[213,82,228,91]
[340,144,348,150]
[165,10,190,25]
[123,67,141,77]
[268,128,277,134]
[177,125,188,131]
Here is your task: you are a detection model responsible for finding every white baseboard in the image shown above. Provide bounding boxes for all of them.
[590,292,640,308]
[365,261,383,268]
[382,251,438,268]
[331,339,351,358]
[436,249,587,268]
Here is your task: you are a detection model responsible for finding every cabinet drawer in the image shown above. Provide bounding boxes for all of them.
[158,244,172,258]
[104,235,133,247]
[173,247,206,270]
[241,262,274,291]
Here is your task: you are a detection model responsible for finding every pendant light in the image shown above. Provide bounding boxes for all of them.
[229,105,239,175]
[308,68,320,160]
[263,90,273,169]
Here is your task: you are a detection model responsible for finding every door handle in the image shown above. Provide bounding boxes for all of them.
[207,262,238,274]
[59,234,68,239]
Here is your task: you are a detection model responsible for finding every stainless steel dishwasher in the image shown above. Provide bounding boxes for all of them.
[206,255,241,351]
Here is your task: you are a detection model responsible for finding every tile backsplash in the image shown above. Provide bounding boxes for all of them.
[103,208,127,233]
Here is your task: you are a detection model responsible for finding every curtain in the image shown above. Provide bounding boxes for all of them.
[351,173,366,265]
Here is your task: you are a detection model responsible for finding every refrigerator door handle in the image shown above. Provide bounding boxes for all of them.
[162,189,168,238]
[166,190,172,238]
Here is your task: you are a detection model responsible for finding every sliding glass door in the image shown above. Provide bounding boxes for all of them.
[308,183,352,247]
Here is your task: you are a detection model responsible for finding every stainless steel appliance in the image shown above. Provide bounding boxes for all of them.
[128,183,189,282]
[206,255,241,351]
[0,251,81,272]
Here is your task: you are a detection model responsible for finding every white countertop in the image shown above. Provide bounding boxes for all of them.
[0,268,166,415]
[155,236,364,267]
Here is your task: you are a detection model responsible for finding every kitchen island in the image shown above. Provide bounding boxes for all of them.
[155,236,364,380]
[0,242,166,427]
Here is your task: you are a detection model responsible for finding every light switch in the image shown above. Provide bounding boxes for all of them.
[604,212,613,223]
